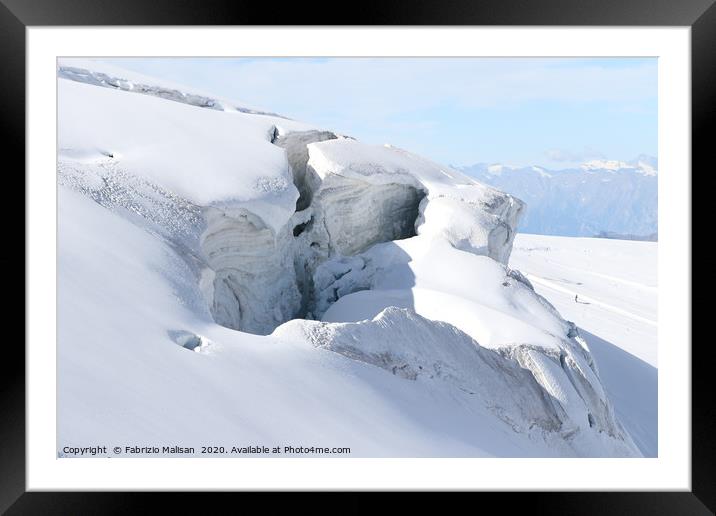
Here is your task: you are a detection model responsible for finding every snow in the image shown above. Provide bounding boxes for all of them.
[320,238,569,351]
[58,186,639,456]
[57,58,283,117]
[635,160,658,176]
[487,163,507,175]
[308,139,525,264]
[581,159,630,171]
[59,77,312,233]
[57,187,587,457]
[532,166,552,178]
[579,157,657,176]
[276,307,638,457]
[510,233,657,456]
[308,140,472,190]
[57,59,652,458]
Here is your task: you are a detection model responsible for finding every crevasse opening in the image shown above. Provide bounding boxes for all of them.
[201,130,426,335]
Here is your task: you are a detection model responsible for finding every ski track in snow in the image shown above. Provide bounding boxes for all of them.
[524,273,657,327]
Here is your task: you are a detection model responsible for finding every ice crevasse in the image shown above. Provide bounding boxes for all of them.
[202,131,526,335]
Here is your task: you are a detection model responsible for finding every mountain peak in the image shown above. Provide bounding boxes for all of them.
[580,159,631,171]
[580,156,657,175]
[458,158,657,238]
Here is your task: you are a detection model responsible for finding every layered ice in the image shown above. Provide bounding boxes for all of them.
[196,133,520,334]
[307,139,524,264]
[201,206,301,334]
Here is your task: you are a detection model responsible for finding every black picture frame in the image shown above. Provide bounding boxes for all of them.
[2,0,711,513]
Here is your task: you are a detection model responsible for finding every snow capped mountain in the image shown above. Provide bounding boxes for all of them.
[458,160,657,238]
[579,157,657,176]
[57,59,644,458]
[629,154,658,176]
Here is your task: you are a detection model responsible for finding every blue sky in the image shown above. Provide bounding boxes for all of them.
[102,57,657,169]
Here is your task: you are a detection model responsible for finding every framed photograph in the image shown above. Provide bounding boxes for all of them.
[5,0,711,511]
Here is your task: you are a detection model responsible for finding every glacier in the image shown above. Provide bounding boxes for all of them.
[57,59,642,457]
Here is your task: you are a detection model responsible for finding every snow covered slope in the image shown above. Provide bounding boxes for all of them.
[57,60,643,457]
[510,234,657,456]
[459,160,657,238]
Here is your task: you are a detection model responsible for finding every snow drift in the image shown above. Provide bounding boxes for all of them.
[276,307,637,456]
[57,59,641,457]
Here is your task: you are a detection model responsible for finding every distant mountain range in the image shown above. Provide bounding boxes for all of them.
[457,156,657,240]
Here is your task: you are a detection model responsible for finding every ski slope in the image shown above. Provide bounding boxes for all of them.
[510,234,657,456]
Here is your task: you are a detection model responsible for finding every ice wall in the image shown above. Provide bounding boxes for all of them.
[197,133,524,334]
[201,132,428,333]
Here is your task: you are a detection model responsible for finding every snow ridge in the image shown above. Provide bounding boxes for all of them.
[58,59,288,118]
[275,307,639,456]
